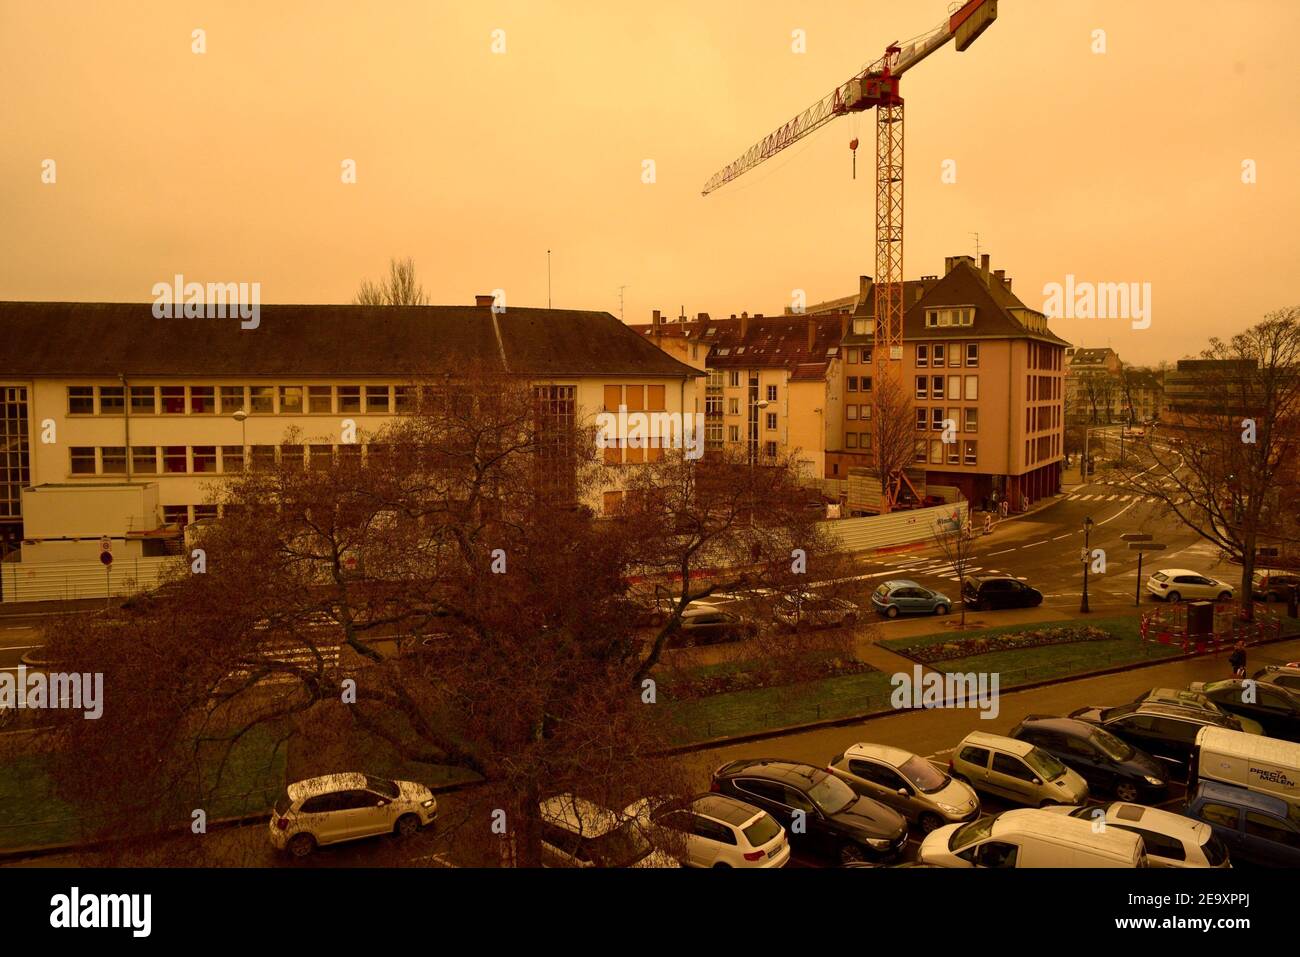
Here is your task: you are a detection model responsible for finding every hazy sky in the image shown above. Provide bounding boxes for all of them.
[2,0,1297,365]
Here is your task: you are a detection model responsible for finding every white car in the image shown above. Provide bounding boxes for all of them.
[269,773,437,857]
[1146,569,1234,603]
[539,795,680,868]
[1043,802,1230,868]
[624,793,790,868]
[774,592,859,630]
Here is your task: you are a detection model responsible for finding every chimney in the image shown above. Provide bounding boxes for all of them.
[840,314,849,339]
[980,254,991,285]
[652,309,661,332]
[740,311,750,339]
[475,294,495,308]
[807,317,816,352]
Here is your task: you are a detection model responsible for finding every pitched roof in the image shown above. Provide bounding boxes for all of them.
[901,260,1070,345]
[0,302,701,379]
[631,314,842,375]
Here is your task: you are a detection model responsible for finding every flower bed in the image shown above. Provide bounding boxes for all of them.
[896,625,1113,664]
[665,656,874,699]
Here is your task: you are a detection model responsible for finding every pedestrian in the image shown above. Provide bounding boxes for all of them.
[1228,641,1247,678]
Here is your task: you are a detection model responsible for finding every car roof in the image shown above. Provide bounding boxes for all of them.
[720,758,825,788]
[843,742,917,768]
[1073,802,1211,841]
[1153,568,1207,577]
[689,794,764,827]
[960,731,1033,756]
[1126,701,1229,723]
[1196,726,1300,765]
[1017,716,1098,738]
[1196,779,1290,814]
[287,772,369,801]
[539,794,626,837]
[993,809,1143,854]
[880,579,921,590]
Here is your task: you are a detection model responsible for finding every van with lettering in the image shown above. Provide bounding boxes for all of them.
[1191,726,1300,812]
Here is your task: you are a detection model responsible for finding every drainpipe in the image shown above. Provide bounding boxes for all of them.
[120,373,132,482]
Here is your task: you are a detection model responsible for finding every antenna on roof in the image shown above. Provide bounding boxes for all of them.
[547,250,552,309]
[971,231,981,259]
[617,284,629,322]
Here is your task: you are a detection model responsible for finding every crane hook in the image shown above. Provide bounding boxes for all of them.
[849,137,859,179]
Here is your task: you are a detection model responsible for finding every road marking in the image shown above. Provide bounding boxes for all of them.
[987,548,1014,556]
[1024,540,1048,548]
[1052,534,1070,540]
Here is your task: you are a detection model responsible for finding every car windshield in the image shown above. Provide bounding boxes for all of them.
[899,755,948,793]
[742,814,781,847]
[1024,748,1068,781]
[1091,728,1134,761]
[807,772,857,815]
[363,775,399,799]
[950,815,995,851]
[586,820,653,867]
[875,584,891,598]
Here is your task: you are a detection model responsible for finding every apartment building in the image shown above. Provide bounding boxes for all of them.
[1065,347,1122,424]
[0,300,700,560]
[633,311,845,478]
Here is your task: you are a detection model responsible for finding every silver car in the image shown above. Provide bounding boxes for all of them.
[829,742,980,832]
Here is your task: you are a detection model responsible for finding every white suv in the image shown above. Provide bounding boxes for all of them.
[625,794,790,868]
[1146,569,1234,602]
[269,773,437,857]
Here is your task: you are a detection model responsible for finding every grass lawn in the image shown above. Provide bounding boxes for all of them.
[664,668,895,744]
[880,616,1182,688]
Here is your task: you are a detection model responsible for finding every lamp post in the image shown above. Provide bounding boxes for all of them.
[232,408,248,469]
[749,399,771,523]
[1081,515,1094,613]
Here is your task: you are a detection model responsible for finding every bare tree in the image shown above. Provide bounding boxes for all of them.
[866,373,917,513]
[1117,308,1300,620]
[930,506,977,628]
[354,256,429,306]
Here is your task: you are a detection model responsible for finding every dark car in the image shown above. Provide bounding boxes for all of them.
[1069,701,1256,778]
[710,758,908,866]
[670,604,756,646]
[1192,679,1300,743]
[1009,715,1169,802]
[1252,570,1300,602]
[962,576,1042,611]
[1185,780,1300,867]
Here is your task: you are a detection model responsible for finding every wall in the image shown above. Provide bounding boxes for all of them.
[818,501,969,552]
[1,555,181,603]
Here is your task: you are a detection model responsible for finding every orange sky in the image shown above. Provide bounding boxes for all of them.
[2,0,1297,365]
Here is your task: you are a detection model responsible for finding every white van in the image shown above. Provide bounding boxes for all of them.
[1192,726,1300,813]
[919,808,1147,868]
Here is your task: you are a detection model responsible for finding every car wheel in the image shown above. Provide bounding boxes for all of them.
[838,842,868,866]
[287,833,316,858]
[395,813,421,839]
[1166,591,1181,603]
[1114,782,1140,803]
[934,603,949,616]
[1218,592,1232,602]
[885,606,899,619]
[711,862,732,868]
[919,813,944,834]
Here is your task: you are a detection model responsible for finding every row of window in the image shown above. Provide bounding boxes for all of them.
[1026,405,1061,433]
[601,384,667,413]
[68,384,426,417]
[915,343,980,368]
[915,407,979,432]
[846,376,872,392]
[916,375,980,402]
[1025,434,1061,466]
[924,307,975,328]
[1027,375,1061,401]
[844,404,873,421]
[1028,341,1063,371]
[69,443,377,476]
[916,439,979,466]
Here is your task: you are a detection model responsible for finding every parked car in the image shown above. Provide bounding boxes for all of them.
[827,742,979,832]
[871,580,952,619]
[962,576,1043,611]
[949,731,1089,807]
[1127,689,1264,735]
[1190,679,1300,742]
[624,793,789,868]
[1145,569,1234,602]
[1254,664,1300,694]
[1184,781,1300,867]
[918,808,1146,868]
[1252,569,1300,602]
[670,603,756,646]
[538,795,679,868]
[774,592,859,630]
[1046,802,1229,868]
[269,773,437,858]
[710,758,908,865]
[1009,715,1168,802]
[1070,701,1260,778]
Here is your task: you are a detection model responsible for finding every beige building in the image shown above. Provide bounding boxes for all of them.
[0,300,701,560]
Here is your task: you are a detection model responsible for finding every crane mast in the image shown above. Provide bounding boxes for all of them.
[701,0,998,510]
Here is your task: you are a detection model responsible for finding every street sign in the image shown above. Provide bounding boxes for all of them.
[99,536,112,553]
[99,551,113,566]
[1127,542,1167,551]
[1121,533,1152,542]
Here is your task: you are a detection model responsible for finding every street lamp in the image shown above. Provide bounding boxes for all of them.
[232,408,248,469]
[1080,515,1095,613]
